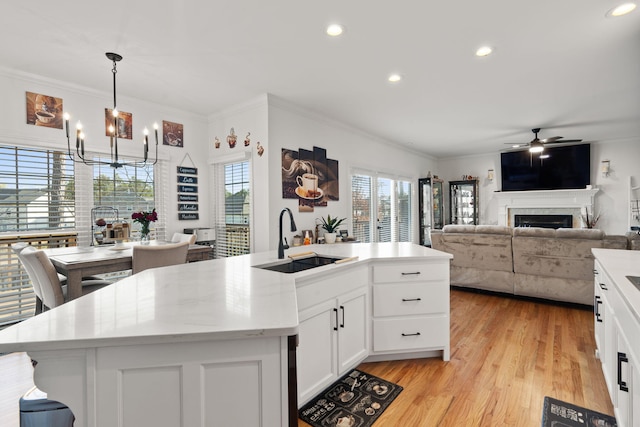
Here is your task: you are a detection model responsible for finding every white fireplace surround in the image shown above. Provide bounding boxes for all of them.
[494,188,599,228]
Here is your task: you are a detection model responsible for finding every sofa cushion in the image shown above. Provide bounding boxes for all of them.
[555,228,604,240]
[434,231,513,273]
[442,225,476,233]
[512,232,602,281]
[475,225,512,235]
[512,227,556,238]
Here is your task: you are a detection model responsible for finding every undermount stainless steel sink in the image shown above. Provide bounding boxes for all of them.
[254,255,344,274]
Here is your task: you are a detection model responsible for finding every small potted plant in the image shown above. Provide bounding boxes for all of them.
[320,214,346,244]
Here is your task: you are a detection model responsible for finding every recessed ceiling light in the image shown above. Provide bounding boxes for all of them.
[388,74,402,83]
[326,24,344,36]
[475,46,493,57]
[606,2,636,16]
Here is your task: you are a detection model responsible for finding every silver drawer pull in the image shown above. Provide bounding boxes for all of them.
[401,272,421,276]
[401,332,421,337]
[401,298,422,302]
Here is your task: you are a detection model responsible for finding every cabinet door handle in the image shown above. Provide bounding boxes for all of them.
[401,332,421,337]
[617,352,629,392]
[402,298,422,302]
[594,296,602,323]
[340,305,345,328]
[333,308,338,331]
[401,272,421,276]
[599,282,608,291]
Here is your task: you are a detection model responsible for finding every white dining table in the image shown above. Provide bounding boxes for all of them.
[43,242,211,300]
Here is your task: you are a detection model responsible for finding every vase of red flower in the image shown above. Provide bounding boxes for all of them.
[131,209,158,244]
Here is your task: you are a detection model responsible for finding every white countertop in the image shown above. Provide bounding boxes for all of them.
[0,242,451,352]
[592,248,640,324]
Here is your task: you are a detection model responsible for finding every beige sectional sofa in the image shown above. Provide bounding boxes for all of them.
[431,225,628,306]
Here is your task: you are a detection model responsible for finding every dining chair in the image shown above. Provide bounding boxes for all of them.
[170,232,197,245]
[16,246,111,311]
[132,241,190,274]
[11,243,44,314]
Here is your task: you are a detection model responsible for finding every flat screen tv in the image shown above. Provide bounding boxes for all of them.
[500,143,590,191]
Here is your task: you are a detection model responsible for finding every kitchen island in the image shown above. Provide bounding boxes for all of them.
[0,242,451,427]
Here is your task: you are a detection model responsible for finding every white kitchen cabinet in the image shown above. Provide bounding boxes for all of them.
[592,250,640,427]
[296,267,369,405]
[594,260,619,400]
[370,260,450,361]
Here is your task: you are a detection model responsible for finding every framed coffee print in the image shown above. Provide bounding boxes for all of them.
[26,92,63,129]
[105,108,132,139]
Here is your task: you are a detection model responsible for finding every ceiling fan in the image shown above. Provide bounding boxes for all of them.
[507,128,583,153]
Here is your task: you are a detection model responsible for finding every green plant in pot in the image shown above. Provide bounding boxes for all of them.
[320,214,346,244]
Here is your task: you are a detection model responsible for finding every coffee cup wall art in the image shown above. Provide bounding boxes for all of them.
[282,146,339,213]
[26,92,63,129]
[163,120,184,147]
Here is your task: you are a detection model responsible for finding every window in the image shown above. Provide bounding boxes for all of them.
[92,160,156,238]
[215,160,251,257]
[351,172,412,243]
[0,145,76,326]
[0,146,75,232]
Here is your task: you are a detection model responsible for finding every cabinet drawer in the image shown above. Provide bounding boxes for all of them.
[373,282,448,317]
[372,316,448,352]
[373,262,448,284]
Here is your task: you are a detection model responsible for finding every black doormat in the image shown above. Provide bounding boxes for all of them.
[299,369,403,427]
[541,396,617,427]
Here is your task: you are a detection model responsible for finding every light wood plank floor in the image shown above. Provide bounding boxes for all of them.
[299,288,614,427]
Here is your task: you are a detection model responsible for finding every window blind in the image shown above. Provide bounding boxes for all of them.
[351,174,372,243]
[0,146,75,233]
[214,160,251,257]
[350,172,412,243]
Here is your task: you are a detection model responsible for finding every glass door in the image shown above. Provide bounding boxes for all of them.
[449,180,478,225]
[418,178,432,246]
[432,179,444,229]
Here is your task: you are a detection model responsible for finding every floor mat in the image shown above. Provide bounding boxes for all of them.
[299,368,403,427]
[541,396,617,427]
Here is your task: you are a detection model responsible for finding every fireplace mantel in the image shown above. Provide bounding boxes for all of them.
[494,188,599,227]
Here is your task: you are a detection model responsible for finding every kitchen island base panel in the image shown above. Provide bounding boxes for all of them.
[27,336,290,427]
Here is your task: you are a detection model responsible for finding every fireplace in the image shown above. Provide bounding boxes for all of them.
[493,188,599,228]
[514,214,573,229]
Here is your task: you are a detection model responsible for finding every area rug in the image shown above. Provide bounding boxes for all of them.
[541,396,617,427]
[299,369,403,427]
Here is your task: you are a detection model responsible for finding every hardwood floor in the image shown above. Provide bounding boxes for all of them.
[298,289,614,427]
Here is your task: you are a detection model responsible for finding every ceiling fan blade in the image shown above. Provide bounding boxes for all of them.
[547,139,583,144]
[541,136,563,143]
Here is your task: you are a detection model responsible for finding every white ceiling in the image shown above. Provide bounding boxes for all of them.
[2,1,639,158]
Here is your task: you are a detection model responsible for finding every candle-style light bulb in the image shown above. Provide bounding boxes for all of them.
[75,122,82,149]
[63,112,70,138]
[112,108,119,118]
[108,124,115,148]
[143,128,149,160]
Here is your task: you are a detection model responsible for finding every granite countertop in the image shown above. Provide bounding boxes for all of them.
[0,242,451,352]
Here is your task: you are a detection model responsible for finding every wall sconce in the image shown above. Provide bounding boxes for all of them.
[601,160,611,177]
[487,169,494,181]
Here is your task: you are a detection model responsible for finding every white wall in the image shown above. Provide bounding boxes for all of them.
[209,95,270,253]
[438,139,640,235]
[0,68,211,238]
[265,96,437,250]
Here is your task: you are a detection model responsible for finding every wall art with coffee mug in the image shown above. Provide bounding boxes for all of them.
[163,120,184,147]
[177,161,199,220]
[26,92,63,129]
[104,108,132,139]
[281,146,339,213]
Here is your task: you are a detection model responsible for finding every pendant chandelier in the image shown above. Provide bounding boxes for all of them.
[64,52,158,169]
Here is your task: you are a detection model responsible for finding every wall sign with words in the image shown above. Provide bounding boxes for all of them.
[177,166,198,220]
